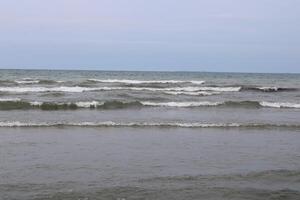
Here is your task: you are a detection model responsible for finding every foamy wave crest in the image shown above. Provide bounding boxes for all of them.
[26,101,141,110]
[241,86,297,92]
[1,100,299,110]
[87,79,205,85]
[29,101,43,106]
[1,121,300,129]
[197,87,241,92]
[0,121,240,128]
[15,80,40,84]
[0,86,101,93]
[256,87,278,92]
[30,101,105,108]
[260,102,300,108]
[14,78,39,84]
[123,86,240,92]
[14,78,64,84]
[141,101,221,107]
[143,101,300,109]
[0,98,21,102]
[75,101,102,108]
[0,86,241,93]
[0,121,50,127]
[164,91,220,96]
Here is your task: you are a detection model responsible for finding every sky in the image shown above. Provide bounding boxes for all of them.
[0,0,299,73]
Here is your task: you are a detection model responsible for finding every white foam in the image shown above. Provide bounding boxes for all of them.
[29,101,103,108]
[260,101,300,108]
[29,101,43,106]
[15,80,40,84]
[0,121,49,127]
[141,101,221,107]
[75,101,103,108]
[144,86,240,92]
[0,98,21,102]
[196,87,241,92]
[88,79,205,85]
[0,86,101,93]
[189,81,206,85]
[0,121,241,128]
[164,91,220,96]
[22,77,37,80]
[15,79,65,84]
[116,86,240,92]
[0,86,241,93]
[21,100,300,109]
[257,87,278,91]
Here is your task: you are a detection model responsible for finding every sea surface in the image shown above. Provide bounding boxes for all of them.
[0,69,300,199]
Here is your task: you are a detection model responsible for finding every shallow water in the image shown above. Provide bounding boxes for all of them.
[1,127,300,199]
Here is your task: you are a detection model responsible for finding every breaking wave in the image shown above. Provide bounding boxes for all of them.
[0,121,299,129]
[241,86,298,92]
[87,79,205,85]
[0,86,100,93]
[0,86,241,93]
[14,78,63,85]
[163,91,220,96]
[141,101,221,107]
[0,100,143,110]
[0,98,21,102]
[15,80,40,84]
[0,100,299,110]
[260,101,300,108]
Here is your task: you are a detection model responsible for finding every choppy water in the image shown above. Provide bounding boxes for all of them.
[0,69,300,199]
[0,69,300,127]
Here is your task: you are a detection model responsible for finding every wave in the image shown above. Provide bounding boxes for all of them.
[0,100,144,110]
[87,79,205,85]
[0,86,241,93]
[223,101,261,108]
[109,86,240,92]
[1,99,300,110]
[260,101,300,108]
[0,100,32,110]
[0,86,238,93]
[141,101,221,107]
[15,80,40,84]
[29,101,136,110]
[0,100,216,110]
[174,86,241,92]
[163,91,220,96]
[1,81,297,94]
[141,101,300,109]
[241,86,298,92]
[0,98,21,102]
[0,121,300,129]
[0,86,99,93]
[219,101,299,109]
[0,100,299,110]
[14,78,63,85]
[15,78,40,84]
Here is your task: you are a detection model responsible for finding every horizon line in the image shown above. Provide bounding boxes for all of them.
[0,67,299,75]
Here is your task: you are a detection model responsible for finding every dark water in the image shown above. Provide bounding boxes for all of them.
[0,70,300,199]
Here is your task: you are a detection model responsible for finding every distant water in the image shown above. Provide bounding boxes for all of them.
[1,69,300,199]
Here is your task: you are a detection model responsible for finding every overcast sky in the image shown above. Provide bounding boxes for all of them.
[0,0,299,73]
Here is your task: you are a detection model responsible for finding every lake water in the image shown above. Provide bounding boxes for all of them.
[0,70,300,199]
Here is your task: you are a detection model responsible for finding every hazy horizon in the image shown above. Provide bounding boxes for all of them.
[1,0,299,73]
[1,67,300,74]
